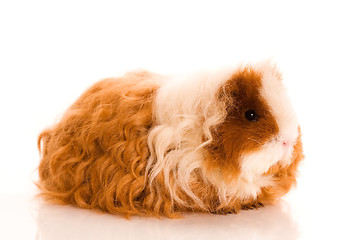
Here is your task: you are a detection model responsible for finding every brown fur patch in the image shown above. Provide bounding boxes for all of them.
[206,67,279,179]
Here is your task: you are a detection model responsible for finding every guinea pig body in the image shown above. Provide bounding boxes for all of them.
[37,62,304,217]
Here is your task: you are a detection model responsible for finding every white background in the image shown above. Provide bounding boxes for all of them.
[1,0,361,239]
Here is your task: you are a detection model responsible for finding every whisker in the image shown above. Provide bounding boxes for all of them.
[247,138,263,147]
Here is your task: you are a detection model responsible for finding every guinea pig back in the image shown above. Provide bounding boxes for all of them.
[37,63,304,218]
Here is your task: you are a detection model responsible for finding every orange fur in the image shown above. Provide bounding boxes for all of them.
[38,71,168,217]
[37,68,304,218]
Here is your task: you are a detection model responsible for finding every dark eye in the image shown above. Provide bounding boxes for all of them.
[245,110,258,122]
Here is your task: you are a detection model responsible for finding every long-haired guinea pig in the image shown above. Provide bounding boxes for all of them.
[37,62,304,218]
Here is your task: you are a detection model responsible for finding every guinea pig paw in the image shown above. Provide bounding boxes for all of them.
[241,202,264,210]
[210,207,237,215]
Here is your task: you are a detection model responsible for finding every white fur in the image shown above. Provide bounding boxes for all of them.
[146,69,234,208]
[206,166,275,204]
[259,63,299,165]
[259,64,299,142]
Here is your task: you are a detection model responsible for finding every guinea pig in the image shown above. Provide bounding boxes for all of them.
[37,62,304,218]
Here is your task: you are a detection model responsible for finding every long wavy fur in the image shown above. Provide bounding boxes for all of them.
[38,71,166,216]
[38,66,304,217]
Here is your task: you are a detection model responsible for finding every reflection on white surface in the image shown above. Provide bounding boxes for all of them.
[36,200,298,240]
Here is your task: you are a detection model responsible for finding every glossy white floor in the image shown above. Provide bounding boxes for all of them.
[1,1,360,239]
[0,194,300,240]
[2,160,361,240]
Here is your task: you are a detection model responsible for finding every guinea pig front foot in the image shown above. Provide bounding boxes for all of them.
[210,208,237,215]
[241,202,264,210]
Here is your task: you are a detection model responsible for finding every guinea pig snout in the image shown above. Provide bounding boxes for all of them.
[282,140,291,147]
[276,136,297,162]
[276,135,296,148]
[276,136,297,160]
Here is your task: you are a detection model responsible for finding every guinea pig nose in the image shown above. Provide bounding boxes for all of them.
[282,140,290,147]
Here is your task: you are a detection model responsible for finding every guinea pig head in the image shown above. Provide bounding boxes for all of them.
[205,64,300,200]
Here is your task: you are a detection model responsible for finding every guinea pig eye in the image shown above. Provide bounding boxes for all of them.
[244,110,258,122]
